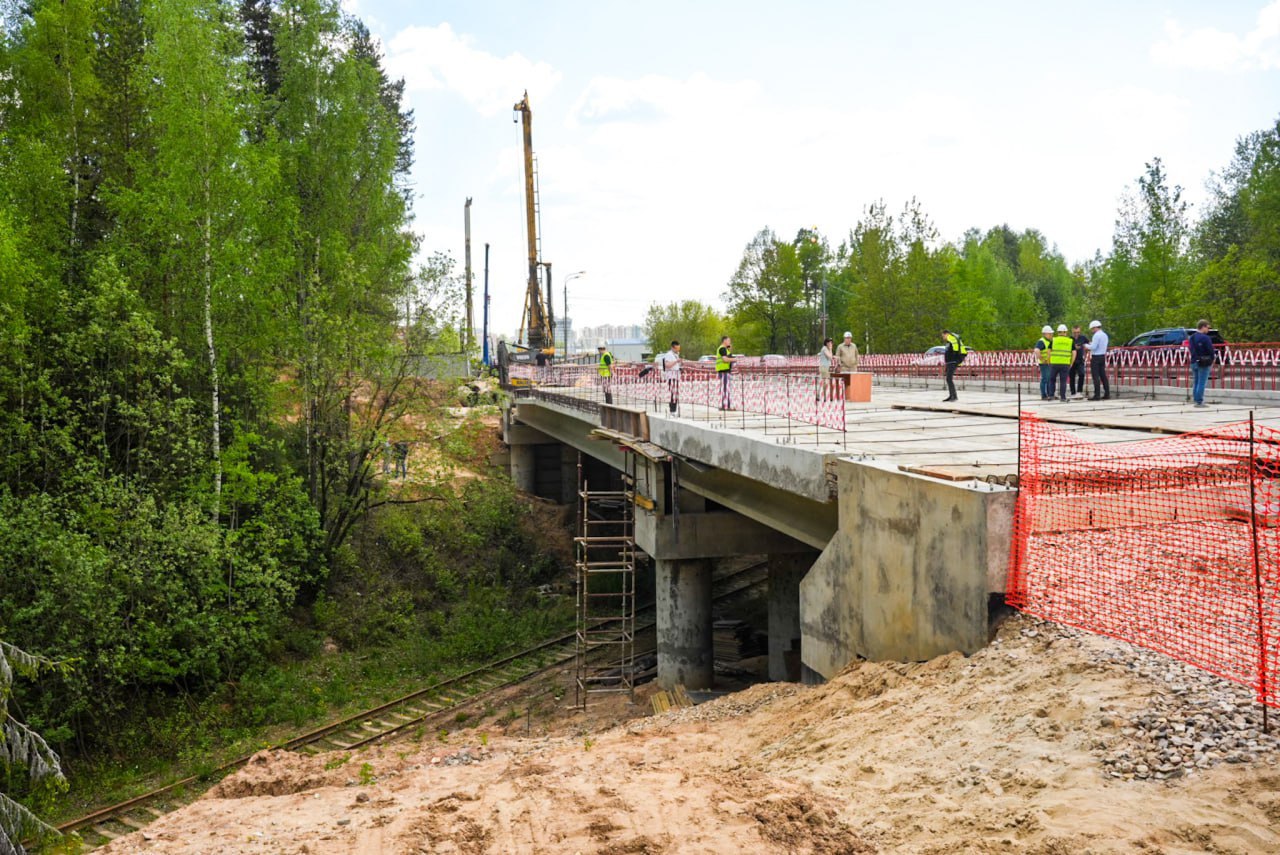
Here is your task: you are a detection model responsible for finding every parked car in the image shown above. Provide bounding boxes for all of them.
[1125,327,1224,347]
[915,345,947,366]
[697,355,716,363]
[1124,327,1229,363]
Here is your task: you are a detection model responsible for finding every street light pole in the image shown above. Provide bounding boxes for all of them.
[563,270,586,353]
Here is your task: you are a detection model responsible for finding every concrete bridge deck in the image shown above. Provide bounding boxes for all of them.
[505,379,1280,687]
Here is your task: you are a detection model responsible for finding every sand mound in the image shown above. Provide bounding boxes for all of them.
[207,750,350,799]
[97,614,1280,854]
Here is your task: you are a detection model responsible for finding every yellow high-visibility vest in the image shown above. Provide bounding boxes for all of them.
[598,351,613,377]
[1049,335,1073,365]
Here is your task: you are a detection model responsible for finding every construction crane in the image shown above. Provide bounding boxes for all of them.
[512,91,555,367]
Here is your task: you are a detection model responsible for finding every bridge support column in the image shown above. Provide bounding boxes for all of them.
[560,444,578,503]
[768,553,814,682]
[656,557,713,690]
[510,444,536,493]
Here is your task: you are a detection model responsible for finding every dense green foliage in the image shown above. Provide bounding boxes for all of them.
[720,117,1280,354]
[0,1,544,837]
[643,300,727,358]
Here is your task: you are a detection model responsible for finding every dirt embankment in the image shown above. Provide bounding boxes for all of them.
[98,614,1280,854]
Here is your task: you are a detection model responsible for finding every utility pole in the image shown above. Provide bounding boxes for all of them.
[482,243,491,367]
[564,270,586,354]
[464,198,473,352]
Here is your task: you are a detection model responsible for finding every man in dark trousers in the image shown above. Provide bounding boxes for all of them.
[716,335,735,409]
[597,341,614,404]
[1189,319,1215,408]
[1049,324,1074,402]
[1069,324,1089,399]
[1087,320,1110,400]
[941,328,967,402]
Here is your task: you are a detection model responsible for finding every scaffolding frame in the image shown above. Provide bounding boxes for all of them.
[573,450,638,707]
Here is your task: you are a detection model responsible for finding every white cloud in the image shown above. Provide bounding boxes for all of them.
[1150,1,1280,71]
[384,23,562,116]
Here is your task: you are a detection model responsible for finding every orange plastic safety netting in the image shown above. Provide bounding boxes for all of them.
[1007,415,1280,708]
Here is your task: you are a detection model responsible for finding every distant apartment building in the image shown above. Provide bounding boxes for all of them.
[574,323,645,352]
[553,317,573,353]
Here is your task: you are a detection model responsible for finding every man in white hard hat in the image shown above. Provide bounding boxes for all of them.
[1086,320,1110,400]
[1049,324,1075,402]
[835,330,860,374]
[597,340,614,404]
[1034,325,1054,400]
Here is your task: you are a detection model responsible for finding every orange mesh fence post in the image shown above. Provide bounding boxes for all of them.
[1008,413,1279,712]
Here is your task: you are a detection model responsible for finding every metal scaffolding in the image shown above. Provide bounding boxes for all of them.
[573,450,637,707]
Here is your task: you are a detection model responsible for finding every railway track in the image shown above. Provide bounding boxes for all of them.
[54,558,770,850]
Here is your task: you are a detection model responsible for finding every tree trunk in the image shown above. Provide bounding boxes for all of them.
[202,177,222,517]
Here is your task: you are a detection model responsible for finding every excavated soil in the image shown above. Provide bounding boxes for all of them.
[97,614,1280,854]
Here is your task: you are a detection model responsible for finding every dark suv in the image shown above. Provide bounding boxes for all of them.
[1124,327,1228,362]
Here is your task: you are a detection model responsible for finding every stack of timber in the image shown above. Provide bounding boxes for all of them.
[712,620,765,663]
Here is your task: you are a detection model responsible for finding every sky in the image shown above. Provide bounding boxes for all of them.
[349,0,1280,338]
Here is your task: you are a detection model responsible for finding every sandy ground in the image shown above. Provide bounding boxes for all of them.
[97,614,1280,854]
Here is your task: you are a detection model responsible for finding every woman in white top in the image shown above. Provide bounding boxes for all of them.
[818,337,834,380]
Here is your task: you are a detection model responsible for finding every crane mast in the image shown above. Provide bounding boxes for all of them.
[513,91,554,362]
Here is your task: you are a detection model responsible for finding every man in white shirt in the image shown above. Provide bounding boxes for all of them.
[1086,320,1110,400]
[657,340,682,413]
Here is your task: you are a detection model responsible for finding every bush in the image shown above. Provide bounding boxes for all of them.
[0,465,320,749]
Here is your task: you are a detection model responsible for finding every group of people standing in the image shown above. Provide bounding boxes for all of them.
[817,331,862,380]
[596,317,1217,413]
[1034,321,1111,402]
[601,336,737,414]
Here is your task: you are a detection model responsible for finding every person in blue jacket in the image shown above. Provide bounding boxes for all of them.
[1189,319,1216,408]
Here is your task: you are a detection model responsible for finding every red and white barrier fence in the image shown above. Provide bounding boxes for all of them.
[507,360,845,434]
[861,343,1280,395]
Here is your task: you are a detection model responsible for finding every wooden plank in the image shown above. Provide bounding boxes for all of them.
[650,692,671,714]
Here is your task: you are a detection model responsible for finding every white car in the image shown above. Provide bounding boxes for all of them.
[915,345,947,366]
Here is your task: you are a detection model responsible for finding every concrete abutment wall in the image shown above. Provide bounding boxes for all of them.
[800,458,1015,679]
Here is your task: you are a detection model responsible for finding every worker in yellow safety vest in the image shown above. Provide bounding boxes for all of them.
[1048,323,1075,403]
[716,335,735,409]
[597,341,614,404]
[941,328,968,402]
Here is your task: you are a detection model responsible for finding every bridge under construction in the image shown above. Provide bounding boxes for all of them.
[501,359,1280,704]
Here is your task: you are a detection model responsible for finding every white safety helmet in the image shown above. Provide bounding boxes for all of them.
[842,330,853,338]
[1089,320,1102,329]
[597,340,607,349]
[1041,325,1053,335]
[1056,324,1068,333]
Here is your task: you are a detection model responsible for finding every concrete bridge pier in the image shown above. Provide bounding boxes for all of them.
[636,503,812,690]
[510,443,537,493]
[655,557,714,689]
[767,553,816,682]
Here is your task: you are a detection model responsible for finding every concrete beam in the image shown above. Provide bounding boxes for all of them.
[648,414,834,503]
[656,558,713,690]
[506,424,555,446]
[513,400,839,550]
[800,459,1015,677]
[508,402,629,471]
[635,509,812,560]
[676,464,837,551]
